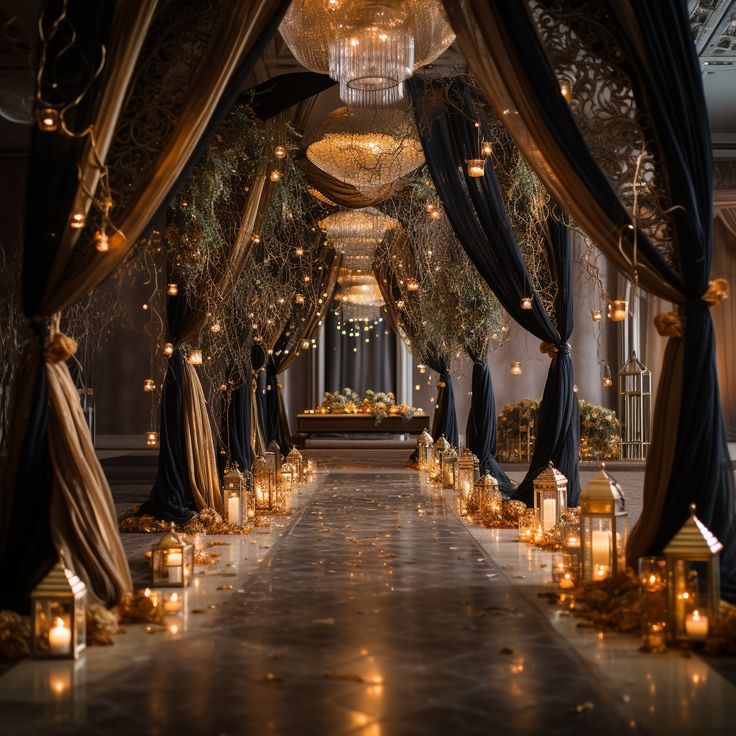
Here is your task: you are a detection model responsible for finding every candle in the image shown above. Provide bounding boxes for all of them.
[48,617,72,655]
[566,534,580,550]
[559,573,574,589]
[166,550,183,584]
[227,494,240,525]
[685,610,709,641]
[591,529,611,578]
[163,592,183,613]
[645,623,667,649]
[542,498,557,531]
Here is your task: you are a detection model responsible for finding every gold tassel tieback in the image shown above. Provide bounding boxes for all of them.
[704,278,729,306]
[654,312,684,338]
[45,332,78,363]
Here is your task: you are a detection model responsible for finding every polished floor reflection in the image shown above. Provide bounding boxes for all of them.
[0,452,732,735]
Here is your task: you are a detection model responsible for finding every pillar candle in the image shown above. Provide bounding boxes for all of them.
[542,498,557,531]
[227,494,240,525]
[166,551,183,584]
[48,618,72,655]
[685,610,709,641]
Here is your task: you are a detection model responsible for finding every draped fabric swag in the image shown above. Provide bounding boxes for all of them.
[444,0,735,597]
[409,77,579,504]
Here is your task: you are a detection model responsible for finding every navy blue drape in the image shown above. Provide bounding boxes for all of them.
[409,77,579,504]
[424,346,458,448]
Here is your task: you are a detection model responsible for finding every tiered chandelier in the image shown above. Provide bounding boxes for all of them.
[306,107,424,194]
[319,207,398,269]
[279,0,454,108]
[336,269,385,321]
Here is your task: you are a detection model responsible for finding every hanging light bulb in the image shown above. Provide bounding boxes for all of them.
[270,169,282,183]
[273,145,287,159]
[145,431,159,447]
[417,364,427,374]
[163,342,174,357]
[143,378,156,393]
[510,361,523,376]
[94,231,110,252]
[406,278,420,292]
[481,141,493,156]
[188,349,203,366]
[520,296,532,310]
[559,80,573,102]
[37,108,59,131]
[295,246,304,257]
[210,322,221,334]
[607,299,627,322]
[591,308,602,322]
[295,293,305,306]
[602,366,613,388]
[167,283,179,296]
[465,159,485,177]
[251,233,261,244]
[396,299,405,309]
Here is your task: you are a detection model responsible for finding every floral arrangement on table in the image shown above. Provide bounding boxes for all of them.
[497,398,621,461]
[314,387,424,424]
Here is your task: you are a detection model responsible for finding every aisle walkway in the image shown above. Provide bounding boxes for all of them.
[0,455,635,735]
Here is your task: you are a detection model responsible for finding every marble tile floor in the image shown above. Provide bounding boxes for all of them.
[0,453,731,735]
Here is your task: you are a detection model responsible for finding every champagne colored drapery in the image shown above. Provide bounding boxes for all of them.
[0,0,291,608]
[444,0,735,596]
[409,77,579,504]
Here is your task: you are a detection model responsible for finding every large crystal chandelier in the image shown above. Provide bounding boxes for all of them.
[320,207,398,270]
[280,0,454,107]
[337,270,385,322]
[306,107,424,193]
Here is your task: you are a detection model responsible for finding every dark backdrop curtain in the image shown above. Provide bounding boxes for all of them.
[465,343,513,493]
[409,77,579,503]
[444,0,735,598]
[325,311,396,396]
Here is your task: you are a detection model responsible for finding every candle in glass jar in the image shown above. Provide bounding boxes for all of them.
[685,610,709,641]
[227,494,240,525]
[48,617,72,655]
[559,572,574,589]
[163,592,183,613]
[591,529,611,571]
[542,498,557,531]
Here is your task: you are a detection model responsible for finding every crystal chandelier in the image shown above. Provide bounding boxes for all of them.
[306,107,424,193]
[319,207,397,251]
[279,0,454,108]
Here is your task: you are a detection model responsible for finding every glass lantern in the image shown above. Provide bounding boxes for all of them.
[31,563,87,659]
[433,435,451,478]
[580,467,627,583]
[663,504,722,643]
[442,447,458,489]
[286,447,303,480]
[418,429,434,472]
[533,462,568,532]
[416,431,429,471]
[279,461,297,497]
[476,474,501,516]
[252,455,272,511]
[151,523,193,588]
[222,464,247,526]
[456,449,475,501]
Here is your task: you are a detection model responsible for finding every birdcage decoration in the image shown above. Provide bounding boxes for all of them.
[442,447,458,489]
[252,455,272,511]
[617,351,651,460]
[31,563,87,659]
[286,447,304,480]
[663,504,722,643]
[579,467,627,583]
[151,523,194,588]
[456,449,475,500]
[222,464,248,526]
[533,462,568,532]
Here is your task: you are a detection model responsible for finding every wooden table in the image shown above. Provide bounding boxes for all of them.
[296,413,430,435]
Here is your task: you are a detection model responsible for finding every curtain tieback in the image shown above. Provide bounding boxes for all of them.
[654,312,684,338]
[45,331,78,363]
[703,277,729,306]
[539,341,570,358]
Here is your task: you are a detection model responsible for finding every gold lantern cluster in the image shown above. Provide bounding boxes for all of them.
[151,523,194,588]
[31,563,87,660]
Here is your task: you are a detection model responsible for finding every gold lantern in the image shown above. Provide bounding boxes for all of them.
[145,431,158,447]
[265,444,279,489]
[476,474,501,516]
[252,455,272,511]
[143,378,156,393]
[533,462,568,532]
[167,283,179,296]
[481,141,493,157]
[417,429,433,472]
[273,144,287,159]
[607,299,627,321]
[151,523,193,588]
[580,467,628,583]
[433,435,450,478]
[456,449,475,500]
[442,447,458,489]
[286,447,304,479]
[37,107,59,131]
[223,464,248,526]
[406,278,420,292]
[465,159,485,177]
[279,461,297,499]
[663,504,722,643]
[591,308,602,322]
[510,361,522,376]
[520,296,532,310]
[31,563,87,660]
